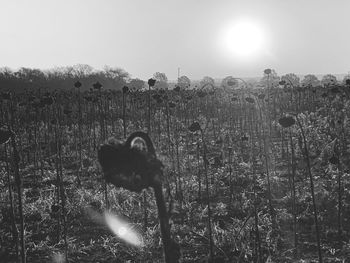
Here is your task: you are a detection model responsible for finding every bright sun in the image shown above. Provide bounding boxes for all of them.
[224,20,264,58]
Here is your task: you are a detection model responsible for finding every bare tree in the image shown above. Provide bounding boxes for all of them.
[72,64,94,78]
[177,75,191,89]
[281,73,300,87]
[301,74,320,87]
[103,66,130,82]
[321,74,337,87]
[128,78,145,91]
[153,72,168,90]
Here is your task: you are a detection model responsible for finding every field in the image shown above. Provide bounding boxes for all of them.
[1,77,350,262]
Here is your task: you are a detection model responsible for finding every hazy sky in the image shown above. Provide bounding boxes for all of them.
[1,0,349,80]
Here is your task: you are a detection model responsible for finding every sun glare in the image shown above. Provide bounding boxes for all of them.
[104,211,144,247]
[224,19,264,58]
[86,207,144,247]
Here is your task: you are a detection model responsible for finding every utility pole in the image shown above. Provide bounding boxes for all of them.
[177,67,180,83]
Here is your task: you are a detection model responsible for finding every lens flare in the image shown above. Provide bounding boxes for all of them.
[52,252,65,263]
[118,226,127,236]
[86,207,144,247]
[104,211,144,247]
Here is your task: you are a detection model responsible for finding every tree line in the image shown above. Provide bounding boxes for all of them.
[0,64,349,92]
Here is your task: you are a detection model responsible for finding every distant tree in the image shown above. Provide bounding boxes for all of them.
[177,75,191,89]
[200,76,215,88]
[0,67,16,90]
[72,64,94,78]
[342,74,350,85]
[0,64,134,92]
[153,72,168,83]
[281,73,300,87]
[153,72,168,90]
[103,66,130,82]
[301,74,320,87]
[15,67,46,82]
[0,67,48,91]
[46,66,75,80]
[44,66,77,90]
[321,74,337,87]
[129,78,145,91]
[46,67,65,80]
[260,69,280,88]
[0,67,14,79]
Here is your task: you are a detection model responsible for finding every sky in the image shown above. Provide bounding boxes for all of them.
[1,0,349,80]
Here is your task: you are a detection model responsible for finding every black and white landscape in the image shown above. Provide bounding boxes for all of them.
[1,0,350,262]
